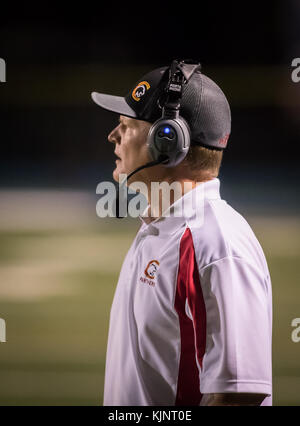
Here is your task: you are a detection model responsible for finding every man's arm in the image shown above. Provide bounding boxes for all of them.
[200,393,268,406]
[194,257,272,405]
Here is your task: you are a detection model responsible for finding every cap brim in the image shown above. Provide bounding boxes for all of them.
[91,92,137,118]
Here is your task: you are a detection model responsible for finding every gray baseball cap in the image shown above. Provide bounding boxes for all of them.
[91,64,231,149]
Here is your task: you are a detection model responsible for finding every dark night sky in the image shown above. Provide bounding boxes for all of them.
[0,3,284,66]
[0,1,299,189]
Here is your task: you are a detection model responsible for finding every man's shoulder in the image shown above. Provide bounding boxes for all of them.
[188,197,265,271]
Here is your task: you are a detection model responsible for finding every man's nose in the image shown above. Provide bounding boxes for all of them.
[108,125,120,144]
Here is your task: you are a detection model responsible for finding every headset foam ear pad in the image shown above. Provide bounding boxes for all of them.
[147,117,191,167]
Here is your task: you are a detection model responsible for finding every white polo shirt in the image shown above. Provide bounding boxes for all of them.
[103,178,273,406]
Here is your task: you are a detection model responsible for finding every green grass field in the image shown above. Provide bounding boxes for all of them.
[0,191,299,405]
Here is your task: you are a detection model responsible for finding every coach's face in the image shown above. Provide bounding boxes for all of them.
[108,115,152,183]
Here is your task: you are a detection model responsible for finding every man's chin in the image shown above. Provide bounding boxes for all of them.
[112,169,118,183]
[113,166,127,183]
[112,170,120,183]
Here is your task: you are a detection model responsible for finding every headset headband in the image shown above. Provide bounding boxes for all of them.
[163,59,202,119]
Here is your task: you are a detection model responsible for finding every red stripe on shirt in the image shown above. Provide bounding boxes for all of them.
[174,227,207,406]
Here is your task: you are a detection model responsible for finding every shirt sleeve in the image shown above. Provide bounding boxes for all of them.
[197,256,272,396]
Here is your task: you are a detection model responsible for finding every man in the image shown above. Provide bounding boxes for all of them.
[91,60,272,406]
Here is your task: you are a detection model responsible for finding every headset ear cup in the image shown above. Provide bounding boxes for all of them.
[147,117,191,167]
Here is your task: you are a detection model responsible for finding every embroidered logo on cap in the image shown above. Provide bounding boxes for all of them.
[132,81,150,102]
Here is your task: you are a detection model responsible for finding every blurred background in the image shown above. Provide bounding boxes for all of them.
[0,1,300,405]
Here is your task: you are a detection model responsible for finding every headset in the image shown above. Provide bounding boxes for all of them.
[147,59,202,168]
[115,59,201,218]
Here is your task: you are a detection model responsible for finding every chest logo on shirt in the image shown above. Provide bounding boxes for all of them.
[139,259,160,287]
